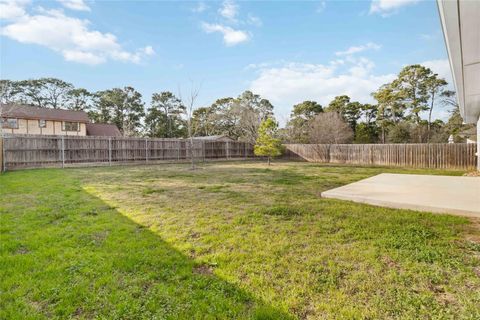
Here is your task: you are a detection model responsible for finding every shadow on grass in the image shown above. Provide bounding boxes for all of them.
[0,169,292,319]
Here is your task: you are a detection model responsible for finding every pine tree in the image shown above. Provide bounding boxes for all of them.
[254,118,283,165]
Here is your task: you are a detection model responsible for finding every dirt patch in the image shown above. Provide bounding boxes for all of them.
[29,301,44,312]
[381,255,399,270]
[73,307,84,318]
[463,171,480,177]
[189,231,201,240]
[15,246,30,255]
[437,291,457,306]
[463,218,480,244]
[193,264,213,275]
[473,267,480,277]
[28,300,52,318]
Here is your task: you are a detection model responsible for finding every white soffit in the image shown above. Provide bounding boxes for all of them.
[437,0,480,124]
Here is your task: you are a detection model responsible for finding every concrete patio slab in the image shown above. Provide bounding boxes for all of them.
[321,173,480,217]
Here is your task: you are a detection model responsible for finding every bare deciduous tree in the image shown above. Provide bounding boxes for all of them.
[1,80,21,104]
[308,112,354,144]
[178,81,201,170]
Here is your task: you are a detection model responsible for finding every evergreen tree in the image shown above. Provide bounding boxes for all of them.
[286,100,323,143]
[145,91,186,138]
[391,64,432,124]
[254,118,283,165]
[94,87,145,136]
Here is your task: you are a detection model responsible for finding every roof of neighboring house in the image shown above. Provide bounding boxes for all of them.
[459,127,477,142]
[193,135,234,141]
[460,126,477,136]
[86,123,122,137]
[1,103,89,122]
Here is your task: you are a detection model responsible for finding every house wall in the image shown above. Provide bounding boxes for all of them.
[42,120,55,135]
[1,119,87,136]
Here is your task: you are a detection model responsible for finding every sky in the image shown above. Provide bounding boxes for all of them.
[1,0,453,125]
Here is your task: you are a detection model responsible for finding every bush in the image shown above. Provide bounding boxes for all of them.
[387,122,411,143]
[354,123,378,143]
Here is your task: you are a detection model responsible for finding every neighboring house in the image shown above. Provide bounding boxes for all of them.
[1,103,122,137]
[460,127,478,144]
[1,103,89,136]
[86,123,122,137]
[193,135,234,142]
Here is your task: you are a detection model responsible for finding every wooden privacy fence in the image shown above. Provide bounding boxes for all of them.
[284,143,478,170]
[1,135,255,171]
[2,136,477,171]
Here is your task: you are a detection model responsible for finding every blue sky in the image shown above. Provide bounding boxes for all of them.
[1,0,452,124]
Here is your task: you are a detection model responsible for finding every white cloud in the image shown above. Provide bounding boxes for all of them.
[335,42,381,56]
[249,58,396,121]
[370,0,419,17]
[0,0,29,20]
[316,1,326,13]
[63,49,105,64]
[141,45,155,56]
[248,58,454,123]
[247,14,262,27]
[202,0,260,45]
[244,60,286,71]
[419,33,436,41]
[57,0,90,12]
[201,22,249,46]
[218,0,238,21]
[420,59,453,85]
[1,5,154,65]
[192,1,207,13]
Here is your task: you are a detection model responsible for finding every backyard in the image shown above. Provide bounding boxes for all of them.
[1,161,480,319]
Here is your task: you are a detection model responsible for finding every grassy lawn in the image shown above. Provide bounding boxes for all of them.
[1,161,479,319]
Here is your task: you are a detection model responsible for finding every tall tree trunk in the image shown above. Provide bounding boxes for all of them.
[267,157,271,166]
[190,136,195,170]
[428,91,435,141]
[188,117,195,170]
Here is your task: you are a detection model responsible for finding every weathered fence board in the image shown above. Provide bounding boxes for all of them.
[284,143,477,170]
[2,135,255,170]
[0,137,3,172]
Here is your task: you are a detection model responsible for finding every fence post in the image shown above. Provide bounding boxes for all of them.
[61,136,65,168]
[203,140,206,163]
[108,138,112,166]
[1,136,5,172]
[226,141,229,160]
[177,141,180,161]
[327,144,331,163]
[477,118,480,171]
[145,138,148,163]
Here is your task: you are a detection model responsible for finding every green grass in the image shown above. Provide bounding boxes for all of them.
[1,161,479,319]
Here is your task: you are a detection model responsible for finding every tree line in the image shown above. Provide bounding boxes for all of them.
[282,64,473,144]
[0,64,474,143]
[0,78,273,143]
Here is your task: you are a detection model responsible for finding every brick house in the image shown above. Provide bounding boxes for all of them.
[1,103,121,137]
[1,104,89,136]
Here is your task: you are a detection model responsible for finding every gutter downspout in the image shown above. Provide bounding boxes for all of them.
[477,117,480,171]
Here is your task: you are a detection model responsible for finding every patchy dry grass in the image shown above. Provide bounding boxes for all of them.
[1,161,480,319]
